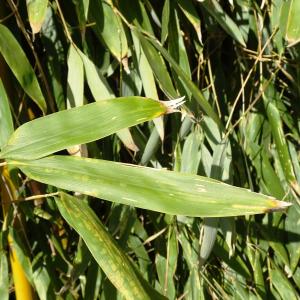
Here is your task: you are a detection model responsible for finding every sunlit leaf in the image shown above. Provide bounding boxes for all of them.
[280,0,300,47]
[0,24,47,113]
[0,97,169,160]
[26,0,48,34]
[10,155,291,217]
[0,79,14,149]
[56,192,166,300]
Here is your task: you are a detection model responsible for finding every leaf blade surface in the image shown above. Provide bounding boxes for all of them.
[10,155,290,217]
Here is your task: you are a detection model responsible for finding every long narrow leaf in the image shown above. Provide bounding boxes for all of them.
[56,192,166,300]
[143,33,222,127]
[0,97,168,160]
[0,24,46,113]
[9,155,290,217]
[0,79,14,149]
[200,0,246,47]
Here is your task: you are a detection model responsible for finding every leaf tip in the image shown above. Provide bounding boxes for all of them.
[162,96,186,114]
[264,199,292,213]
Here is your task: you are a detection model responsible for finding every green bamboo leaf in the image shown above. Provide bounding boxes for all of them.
[284,205,300,273]
[179,227,205,299]
[0,97,169,160]
[84,262,102,300]
[119,0,154,35]
[138,33,178,99]
[253,250,266,297]
[89,0,128,59]
[168,6,192,99]
[199,218,218,266]
[26,0,48,34]
[0,234,9,300]
[131,32,164,141]
[32,253,56,300]
[67,45,84,107]
[127,235,151,279]
[263,84,298,190]
[10,155,291,217]
[280,0,300,47]
[79,50,114,100]
[161,0,170,45]
[180,128,202,174]
[143,34,222,127]
[199,0,246,47]
[0,79,14,149]
[269,259,298,300]
[156,226,177,298]
[140,128,161,166]
[74,0,89,35]
[56,192,166,300]
[0,24,47,113]
[177,0,202,43]
[79,50,139,151]
[214,236,251,279]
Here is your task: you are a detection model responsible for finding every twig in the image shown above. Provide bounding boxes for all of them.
[225,27,279,130]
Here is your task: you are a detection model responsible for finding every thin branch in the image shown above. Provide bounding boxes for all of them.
[1,192,59,205]
[225,27,279,130]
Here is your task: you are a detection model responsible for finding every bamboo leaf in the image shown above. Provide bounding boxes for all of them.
[143,34,222,127]
[67,45,84,107]
[79,50,139,151]
[32,254,56,300]
[269,259,298,300]
[140,128,160,166]
[180,128,202,174]
[161,0,170,45]
[89,0,128,59]
[9,155,291,217]
[199,0,246,47]
[0,79,14,149]
[117,128,139,152]
[0,97,168,160]
[263,83,298,190]
[131,31,164,141]
[56,192,166,300]
[280,0,300,47]
[26,0,48,34]
[0,234,9,300]
[177,0,202,43]
[79,50,114,100]
[0,24,47,113]
[138,33,178,99]
[199,218,218,266]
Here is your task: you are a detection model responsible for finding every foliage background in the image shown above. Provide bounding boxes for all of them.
[0,0,300,299]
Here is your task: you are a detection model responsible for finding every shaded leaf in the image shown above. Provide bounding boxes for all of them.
[199,0,246,47]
